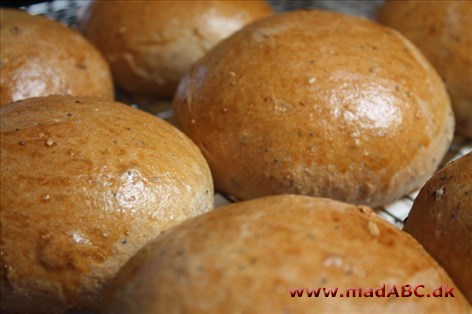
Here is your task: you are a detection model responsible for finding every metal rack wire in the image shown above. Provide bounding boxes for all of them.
[25,0,472,231]
[25,0,84,27]
[378,136,471,228]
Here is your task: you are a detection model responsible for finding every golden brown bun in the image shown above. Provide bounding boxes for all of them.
[378,1,472,138]
[0,96,213,313]
[103,195,470,313]
[78,0,273,98]
[0,9,114,106]
[404,152,472,304]
[173,10,454,208]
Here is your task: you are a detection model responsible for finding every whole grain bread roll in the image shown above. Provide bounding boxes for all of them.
[0,9,114,106]
[404,152,472,304]
[77,0,273,98]
[378,1,472,138]
[173,10,454,208]
[102,195,470,313]
[0,96,213,313]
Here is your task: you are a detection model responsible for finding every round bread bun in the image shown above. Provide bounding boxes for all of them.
[77,0,273,98]
[404,152,472,304]
[377,1,472,138]
[173,10,454,208]
[102,195,470,313]
[0,96,213,313]
[0,9,114,106]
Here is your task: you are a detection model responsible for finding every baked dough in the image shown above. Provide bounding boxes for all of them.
[173,10,454,207]
[378,1,472,138]
[78,1,273,97]
[0,9,114,105]
[404,152,472,304]
[0,95,213,313]
[103,195,470,313]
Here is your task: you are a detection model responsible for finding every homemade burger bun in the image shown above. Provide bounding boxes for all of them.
[0,96,213,313]
[378,1,472,138]
[0,9,114,106]
[78,0,273,98]
[404,152,472,303]
[102,195,470,313]
[173,10,454,207]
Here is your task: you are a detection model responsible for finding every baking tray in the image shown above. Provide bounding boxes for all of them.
[24,0,472,231]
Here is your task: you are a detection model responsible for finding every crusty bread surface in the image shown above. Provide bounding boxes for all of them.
[404,152,472,304]
[0,95,214,313]
[0,9,114,106]
[78,0,273,97]
[103,195,470,313]
[378,0,472,138]
[173,10,455,207]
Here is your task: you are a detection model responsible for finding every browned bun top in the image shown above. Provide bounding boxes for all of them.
[378,0,472,138]
[404,152,472,304]
[0,9,114,106]
[102,195,470,313]
[0,96,213,313]
[78,0,273,98]
[173,9,454,207]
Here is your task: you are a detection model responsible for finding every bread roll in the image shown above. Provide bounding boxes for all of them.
[102,195,470,313]
[0,96,213,313]
[378,1,472,138]
[0,9,114,106]
[404,152,472,304]
[173,10,454,208]
[78,0,273,98]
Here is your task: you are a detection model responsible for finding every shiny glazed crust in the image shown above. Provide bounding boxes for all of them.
[378,1,472,138]
[78,0,273,97]
[173,10,455,207]
[0,9,114,106]
[102,195,470,313]
[0,96,214,313]
[404,152,472,304]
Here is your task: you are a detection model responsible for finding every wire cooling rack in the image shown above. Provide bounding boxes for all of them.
[26,0,472,232]
[377,137,471,228]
